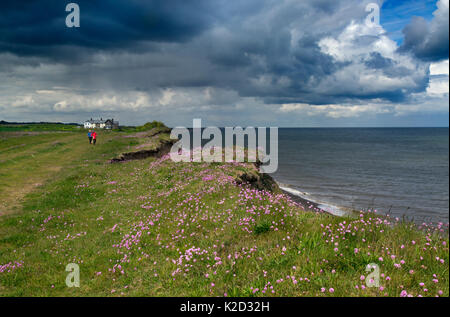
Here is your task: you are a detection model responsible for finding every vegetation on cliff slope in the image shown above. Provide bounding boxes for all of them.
[0,127,448,297]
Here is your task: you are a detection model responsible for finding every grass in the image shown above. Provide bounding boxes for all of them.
[254,221,272,235]
[0,123,81,132]
[118,121,168,133]
[0,126,448,297]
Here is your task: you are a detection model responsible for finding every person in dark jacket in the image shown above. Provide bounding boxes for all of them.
[87,130,92,144]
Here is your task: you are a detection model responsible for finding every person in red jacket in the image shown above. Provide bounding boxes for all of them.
[92,130,97,145]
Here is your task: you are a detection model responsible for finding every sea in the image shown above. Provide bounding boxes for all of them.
[272,128,449,224]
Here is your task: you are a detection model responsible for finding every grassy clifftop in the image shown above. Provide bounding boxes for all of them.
[0,127,448,297]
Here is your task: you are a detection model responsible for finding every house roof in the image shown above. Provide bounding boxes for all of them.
[85,118,117,124]
[85,120,103,124]
[84,119,119,126]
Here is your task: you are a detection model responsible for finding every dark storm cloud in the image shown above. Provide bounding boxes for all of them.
[0,0,215,57]
[399,0,449,61]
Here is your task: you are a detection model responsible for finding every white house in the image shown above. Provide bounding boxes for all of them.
[84,118,119,129]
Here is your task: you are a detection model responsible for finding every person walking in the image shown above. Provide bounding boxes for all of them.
[92,130,97,145]
[88,130,92,144]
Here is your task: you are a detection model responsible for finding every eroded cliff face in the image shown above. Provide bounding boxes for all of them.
[111,138,175,163]
[234,163,280,192]
[112,130,279,193]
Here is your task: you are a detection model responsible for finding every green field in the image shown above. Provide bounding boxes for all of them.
[0,127,448,297]
[0,123,81,132]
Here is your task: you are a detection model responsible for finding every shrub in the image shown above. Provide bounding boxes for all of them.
[254,220,271,235]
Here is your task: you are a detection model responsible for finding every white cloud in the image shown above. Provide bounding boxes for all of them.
[318,21,388,62]
[12,95,36,108]
[427,77,449,95]
[430,59,449,75]
[317,19,428,98]
[279,103,392,118]
[427,59,449,95]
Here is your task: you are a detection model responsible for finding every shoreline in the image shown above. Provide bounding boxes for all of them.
[276,181,352,217]
[276,179,449,224]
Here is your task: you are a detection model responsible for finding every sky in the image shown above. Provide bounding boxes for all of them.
[0,0,448,127]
